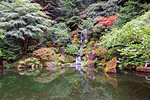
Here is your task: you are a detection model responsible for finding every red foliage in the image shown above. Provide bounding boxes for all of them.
[94,15,118,27]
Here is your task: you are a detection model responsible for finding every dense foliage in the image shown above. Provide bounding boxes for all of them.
[101,11,150,68]
[47,23,71,46]
[0,0,53,52]
[0,0,150,71]
[115,0,150,28]
[87,0,118,18]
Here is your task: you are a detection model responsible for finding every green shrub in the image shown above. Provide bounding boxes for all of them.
[0,38,22,62]
[79,18,96,29]
[60,0,84,17]
[87,0,118,18]
[65,44,78,55]
[0,1,53,52]
[19,57,43,69]
[101,11,150,68]
[47,23,71,46]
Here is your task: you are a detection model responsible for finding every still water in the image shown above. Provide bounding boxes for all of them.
[0,69,150,100]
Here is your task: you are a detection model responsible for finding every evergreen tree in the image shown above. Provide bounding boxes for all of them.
[0,0,53,52]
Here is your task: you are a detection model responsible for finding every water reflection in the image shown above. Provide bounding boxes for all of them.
[0,70,150,100]
[136,72,150,83]
[104,72,118,88]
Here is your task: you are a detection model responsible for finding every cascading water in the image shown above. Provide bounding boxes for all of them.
[75,28,89,91]
[75,29,88,71]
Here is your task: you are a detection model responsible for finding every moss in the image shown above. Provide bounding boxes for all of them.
[64,55,76,63]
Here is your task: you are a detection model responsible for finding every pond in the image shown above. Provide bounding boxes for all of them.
[0,69,150,100]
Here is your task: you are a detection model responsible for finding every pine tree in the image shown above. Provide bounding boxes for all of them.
[0,0,53,52]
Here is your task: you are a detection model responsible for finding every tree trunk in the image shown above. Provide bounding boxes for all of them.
[18,38,24,52]
[0,58,3,73]
[23,37,29,53]
[18,37,29,53]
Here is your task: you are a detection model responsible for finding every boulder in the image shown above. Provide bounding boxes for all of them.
[104,57,117,73]
[87,60,95,69]
[45,62,57,68]
[136,67,150,73]
[87,50,95,60]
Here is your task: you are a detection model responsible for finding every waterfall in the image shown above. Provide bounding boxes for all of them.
[75,29,88,71]
[74,28,89,91]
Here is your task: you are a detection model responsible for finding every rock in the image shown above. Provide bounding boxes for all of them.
[46,67,56,70]
[104,57,117,73]
[106,68,116,73]
[87,50,95,60]
[83,56,87,61]
[136,72,150,77]
[64,55,76,63]
[45,62,57,68]
[136,67,150,73]
[87,60,95,69]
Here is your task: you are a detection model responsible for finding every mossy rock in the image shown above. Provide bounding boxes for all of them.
[64,55,76,63]
[106,47,122,61]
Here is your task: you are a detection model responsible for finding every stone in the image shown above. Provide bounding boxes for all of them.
[45,62,57,68]
[64,55,76,63]
[87,60,95,69]
[106,68,117,73]
[136,67,150,73]
[104,57,117,73]
[136,72,150,77]
[87,50,95,60]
